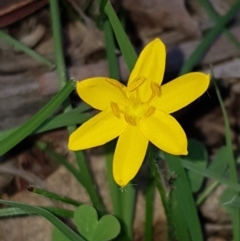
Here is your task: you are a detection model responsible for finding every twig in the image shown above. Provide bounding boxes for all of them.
[0,167,47,190]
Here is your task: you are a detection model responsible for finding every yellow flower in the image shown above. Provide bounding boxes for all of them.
[68,38,210,187]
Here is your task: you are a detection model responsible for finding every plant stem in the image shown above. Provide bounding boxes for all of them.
[49,0,105,212]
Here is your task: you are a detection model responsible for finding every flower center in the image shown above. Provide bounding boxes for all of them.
[110,79,160,126]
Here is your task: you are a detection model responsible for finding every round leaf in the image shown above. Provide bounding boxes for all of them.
[92,215,120,241]
[74,205,98,241]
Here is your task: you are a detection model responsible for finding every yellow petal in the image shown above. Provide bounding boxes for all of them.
[139,110,188,155]
[127,39,166,101]
[68,109,127,150]
[113,126,148,186]
[152,72,210,113]
[76,77,128,110]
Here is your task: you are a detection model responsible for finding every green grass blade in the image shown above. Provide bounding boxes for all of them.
[144,183,155,241]
[198,0,240,51]
[49,0,74,115]
[42,207,74,218]
[0,30,55,69]
[212,79,238,184]
[0,105,91,141]
[49,0,105,213]
[0,200,85,241]
[38,142,105,213]
[99,0,108,15]
[104,1,137,71]
[120,185,136,240]
[180,1,240,74]
[196,181,219,206]
[49,0,68,89]
[74,151,106,214]
[0,206,74,218]
[34,109,91,134]
[164,153,203,241]
[0,81,75,156]
[105,143,122,217]
[103,19,120,80]
[182,160,240,192]
[101,2,121,217]
[28,186,82,207]
[223,195,240,209]
[170,192,191,241]
[212,76,240,240]
[0,207,33,217]
[102,3,136,236]
[101,4,131,229]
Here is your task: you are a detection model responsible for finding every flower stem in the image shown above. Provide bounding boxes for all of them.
[147,146,173,240]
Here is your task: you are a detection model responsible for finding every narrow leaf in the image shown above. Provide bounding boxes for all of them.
[180,1,240,74]
[164,153,203,241]
[0,81,75,155]
[0,30,55,69]
[213,75,240,240]
[0,199,85,241]
[104,1,137,71]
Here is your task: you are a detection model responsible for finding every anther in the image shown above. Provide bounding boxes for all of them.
[127,77,146,92]
[124,114,137,126]
[106,78,128,99]
[150,82,161,96]
[110,101,121,118]
[144,106,155,117]
[106,78,125,88]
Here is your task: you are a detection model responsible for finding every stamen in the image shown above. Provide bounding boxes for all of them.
[145,82,161,104]
[106,78,128,98]
[151,82,161,96]
[144,106,155,117]
[124,114,137,126]
[106,78,124,88]
[127,77,146,92]
[110,101,121,118]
